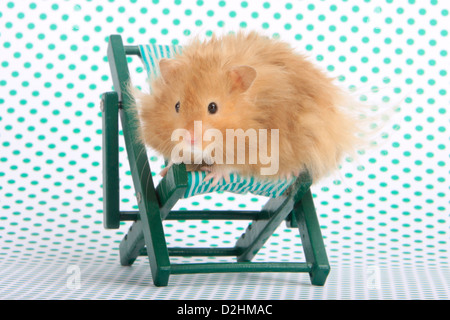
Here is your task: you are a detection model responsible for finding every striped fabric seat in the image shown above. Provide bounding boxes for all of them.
[138,44,296,198]
[184,171,296,199]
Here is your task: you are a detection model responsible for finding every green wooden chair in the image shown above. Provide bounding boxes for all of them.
[101,34,330,287]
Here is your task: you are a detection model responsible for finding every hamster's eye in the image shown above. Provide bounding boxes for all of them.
[207,102,218,114]
[175,101,180,113]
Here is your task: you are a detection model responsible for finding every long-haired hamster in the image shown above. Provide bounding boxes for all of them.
[136,32,360,186]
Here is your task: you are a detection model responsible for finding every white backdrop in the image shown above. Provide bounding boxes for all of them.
[0,0,448,299]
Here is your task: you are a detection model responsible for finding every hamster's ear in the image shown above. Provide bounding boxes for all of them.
[227,65,257,93]
[159,58,182,83]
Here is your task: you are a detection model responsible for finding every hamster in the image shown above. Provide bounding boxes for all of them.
[136,32,359,186]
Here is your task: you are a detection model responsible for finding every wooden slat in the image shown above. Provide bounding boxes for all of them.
[170,262,312,274]
[234,172,312,262]
[102,91,120,229]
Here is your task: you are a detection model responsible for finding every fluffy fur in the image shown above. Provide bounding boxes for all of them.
[137,32,360,182]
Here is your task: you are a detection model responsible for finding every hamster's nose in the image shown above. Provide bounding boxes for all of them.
[186,130,197,145]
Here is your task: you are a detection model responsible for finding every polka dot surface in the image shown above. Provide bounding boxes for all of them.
[0,0,448,299]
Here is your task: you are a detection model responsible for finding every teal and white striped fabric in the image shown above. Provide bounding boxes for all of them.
[138,45,295,198]
[139,44,182,91]
[183,171,296,199]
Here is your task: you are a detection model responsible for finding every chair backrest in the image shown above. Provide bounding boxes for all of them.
[138,44,182,90]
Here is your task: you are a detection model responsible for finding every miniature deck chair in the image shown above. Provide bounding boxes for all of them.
[101,34,330,286]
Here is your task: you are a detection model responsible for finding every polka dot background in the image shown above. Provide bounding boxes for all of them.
[0,0,449,299]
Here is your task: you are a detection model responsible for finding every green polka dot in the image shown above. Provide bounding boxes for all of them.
[0,0,447,299]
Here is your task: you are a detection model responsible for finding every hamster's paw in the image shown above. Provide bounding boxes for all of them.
[200,166,213,172]
[202,167,231,187]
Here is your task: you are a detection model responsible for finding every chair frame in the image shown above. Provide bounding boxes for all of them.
[101,34,330,287]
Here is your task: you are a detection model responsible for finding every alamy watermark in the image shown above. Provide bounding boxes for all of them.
[366,265,381,290]
[66,265,81,290]
[170,121,279,176]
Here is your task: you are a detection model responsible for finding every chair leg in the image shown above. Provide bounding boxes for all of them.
[101,91,120,229]
[119,221,145,266]
[119,217,171,287]
[235,194,294,262]
[139,207,172,287]
[293,189,330,286]
[117,83,172,286]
